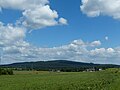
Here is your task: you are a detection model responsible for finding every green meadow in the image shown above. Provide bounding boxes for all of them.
[0,69,120,90]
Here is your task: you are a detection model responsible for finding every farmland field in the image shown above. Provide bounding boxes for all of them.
[0,69,120,90]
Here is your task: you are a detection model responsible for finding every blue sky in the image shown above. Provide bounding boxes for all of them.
[0,0,120,64]
[27,0,120,48]
[0,0,120,48]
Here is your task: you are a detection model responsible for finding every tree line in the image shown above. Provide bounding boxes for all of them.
[0,68,13,75]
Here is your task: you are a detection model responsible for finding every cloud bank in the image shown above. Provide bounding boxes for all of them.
[1,37,120,64]
[80,0,120,19]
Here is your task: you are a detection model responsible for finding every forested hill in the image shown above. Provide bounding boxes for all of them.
[1,60,120,71]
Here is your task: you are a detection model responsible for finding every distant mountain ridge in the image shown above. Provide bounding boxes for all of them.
[1,60,120,71]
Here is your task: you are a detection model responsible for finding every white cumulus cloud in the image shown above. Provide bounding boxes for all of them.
[0,0,49,10]
[105,36,109,41]
[0,22,26,47]
[80,0,120,19]
[90,40,101,47]
[59,18,68,25]
[0,0,67,30]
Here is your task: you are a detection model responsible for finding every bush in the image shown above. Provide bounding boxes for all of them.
[0,68,13,75]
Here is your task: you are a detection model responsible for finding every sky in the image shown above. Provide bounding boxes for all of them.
[0,0,120,64]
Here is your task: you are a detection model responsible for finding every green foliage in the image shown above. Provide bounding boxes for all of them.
[2,60,119,72]
[0,68,13,75]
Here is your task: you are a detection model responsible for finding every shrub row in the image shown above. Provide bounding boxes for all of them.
[0,68,13,75]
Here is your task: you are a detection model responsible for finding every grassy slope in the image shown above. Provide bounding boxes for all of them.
[0,69,120,90]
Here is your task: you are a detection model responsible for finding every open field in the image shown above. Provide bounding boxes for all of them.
[0,69,120,90]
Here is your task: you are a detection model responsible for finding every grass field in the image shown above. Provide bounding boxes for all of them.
[0,69,120,90]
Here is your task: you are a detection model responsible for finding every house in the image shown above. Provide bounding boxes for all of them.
[49,69,61,73]
[99,68,102,71]
[86,68,95,72]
